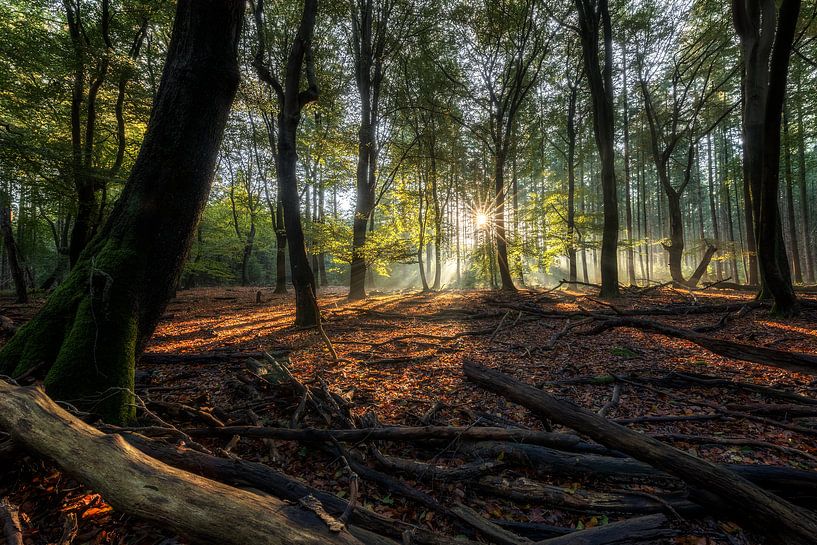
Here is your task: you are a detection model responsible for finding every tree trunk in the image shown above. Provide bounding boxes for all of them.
[0,0,242,423]
[795,77,815,283]
[575,0,619,297]
[783,107,802,284]
[275,199,288,293]
[494,151,516,291]
[746,0,800,314]
[707,135,723,281]
[621,47,636,286]
[0,202,27,303]
[566,81,578,287]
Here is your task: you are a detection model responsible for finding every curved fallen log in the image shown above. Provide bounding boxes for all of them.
[0,381,369,545]
[460,440,817,504]
[464,363,817,545]
[588,316,817,375]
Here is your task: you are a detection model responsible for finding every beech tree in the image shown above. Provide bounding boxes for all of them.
[252,0,321,326]
[573,0,620,297]
[733,0,801,314]
[0,0,243,423]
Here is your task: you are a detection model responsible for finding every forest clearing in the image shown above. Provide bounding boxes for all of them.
[2,0,817,543]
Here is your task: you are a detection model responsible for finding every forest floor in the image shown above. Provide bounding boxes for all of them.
[2,284,817,545]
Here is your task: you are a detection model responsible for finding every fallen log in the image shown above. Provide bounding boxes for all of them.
[477,476,698,515]
[121,432,479,545]
[464,363,817,545]
[0,381,368,545]
[459,441,817,505]
[532,514,679,545]
[588,316,817,375]
[185,424,605,453]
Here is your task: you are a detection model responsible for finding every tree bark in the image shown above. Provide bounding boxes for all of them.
[734,0,799,312]
[0,0,243,423]
[252,0,320,326]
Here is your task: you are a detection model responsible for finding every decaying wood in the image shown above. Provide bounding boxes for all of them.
[464,362,817,545]
[459,441,817,505]
[588,316,817,375]
[0,381,369,545]
[532,514,679,545]
[0,497,23,545]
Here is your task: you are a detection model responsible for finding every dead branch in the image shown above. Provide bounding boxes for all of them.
[121,432,477,545]
[588,316,817,375]
[185,424,598,451]
[464,362,817,545]
[477,476,697,515]
[532,514,680,545]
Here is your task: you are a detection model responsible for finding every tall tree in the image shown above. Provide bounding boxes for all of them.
[252,0,321,326]
[574,0,620,297]
[733,0,800,314]
[0,0,243,423]
[62,0,149,267]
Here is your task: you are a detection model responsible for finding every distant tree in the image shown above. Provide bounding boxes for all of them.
[251,0,321,326]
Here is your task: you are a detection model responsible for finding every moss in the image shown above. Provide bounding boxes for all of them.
[44,245,142,424]
[0,267,86,377]
[45,296,138,424]
[3,242,143,424]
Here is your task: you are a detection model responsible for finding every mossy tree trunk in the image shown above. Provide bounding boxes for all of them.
[0,0,243,424]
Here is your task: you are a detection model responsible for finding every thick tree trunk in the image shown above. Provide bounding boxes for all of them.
[278,124,318,326]
[664,188,686,284]
[0,0,242,423]
[752,0,800,314]
[251,0,319,325]
[0,382,365,545]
